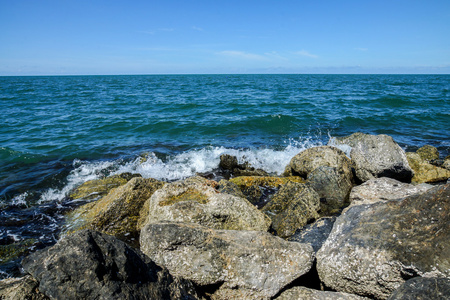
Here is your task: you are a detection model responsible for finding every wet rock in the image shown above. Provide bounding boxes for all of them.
[144,176,271,231]
[317,184,450,299]
[347,177,431,210]
[262,182,320,238]
[288,216,336,253]
[219,154,269,177]
[140,221,314,300]
[229,176,305,206]
[307,166,353,213]
[416,145,440,161]
[275,286,368,300]
[332,132,413,183]
[285,146,353,180]
[387,277,450,300]
[406,152,450,183]
[69,173,141,200]
[0,275,48,300]
[64,177,165,244]
[22,229,198,300]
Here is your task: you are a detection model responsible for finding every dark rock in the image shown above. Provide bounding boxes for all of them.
[387,277,450,300]
[317,184,450,299]
[275,286,369,299]
[332,132,413,183]
[216,179,246,199]
[289,216,336,253]
[262,182,320,238]
[219,154,269,177]
[0,275,48,300]
[22,229,198,300]
[140,221,314,300]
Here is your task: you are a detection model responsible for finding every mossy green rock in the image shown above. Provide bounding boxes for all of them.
[262,182,320,238]
[406,152,450,183]
[144,176,271,232]
[416,145,440,161]
[69,173,141,200]
[0,239,35,264]
[64,177,164,244]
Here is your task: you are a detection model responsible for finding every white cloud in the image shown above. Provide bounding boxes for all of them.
[294,50,318,58]
[217,50,267,60]
[192,26,204,31]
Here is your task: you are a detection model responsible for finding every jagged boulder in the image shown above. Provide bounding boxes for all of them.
[219,154,268,177]
[387,277,450,300]
[262,182,320,238]
[288,216,336,253]
[140,221,314,300]
[0,275,48,300]
[64,177,165,244]
[416,145,440,161]
[22,230,198,300]
[406,152,450,183]
[317,184,450,299]
[346,177,431,211]
[144,176,271,231]
[275,286,369,300]
[332,133,413,183]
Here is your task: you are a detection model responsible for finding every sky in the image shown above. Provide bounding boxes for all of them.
[1,0,449,75]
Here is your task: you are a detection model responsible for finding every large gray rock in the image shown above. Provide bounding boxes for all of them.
[387,277,450,300]
[22,230,198,300]
[331,133,413,183]
[288,216,336,253]
[145,176,271,231]
[140,221,314,300]
[317,184,450,299]
[346,177,431,211]
[262,182,320,238]
[0,275,48,300]
[275,286,369,300]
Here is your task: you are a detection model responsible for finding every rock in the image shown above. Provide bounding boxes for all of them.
[219,154,269,177]
[140,221,314,300]
[416,145,440,161]
[216,179,246,199]
[406,152,450,183]
[387,277,450,300]
[288,216,336,253]
[22,229,198,300]
[316,184,450,299]
[64,177,165,245]
[286,146,353,180]
[229,176,305,206]
[332,133,413,183]
[275,286,368,300]
[69,173,141,200]
[262,182,320,238]
[0,275,48,300]
[347,177,431,210]
[444,158,450,171]
[145,176,271,231]
[307,166,353,213]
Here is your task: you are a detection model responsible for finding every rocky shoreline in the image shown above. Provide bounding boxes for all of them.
[1,132,449,299]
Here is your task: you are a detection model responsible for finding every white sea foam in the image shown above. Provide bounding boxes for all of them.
[37,138,323,203]
[10,192,29,207]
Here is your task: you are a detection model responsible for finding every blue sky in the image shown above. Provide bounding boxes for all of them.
[1,0,449,75]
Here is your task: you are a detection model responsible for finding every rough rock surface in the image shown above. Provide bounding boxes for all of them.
[307,166,353,213]
[286,146,353,180]
[275,286,369,300]
[140,221,314,300]
[22,229,197,300]
[347,177,431,210]
[332,132,413,183]
[387,277,450,300]
[219,154,269,177]
[317,184,450,299]
[145,176,271,231]
[288,216,336,253]
[262,182,320,238]
[64,177,165,244]
[0,275,48,300]
[229,176,305,206]
[406,152,450,183]
[69,173,141,200]
[416,145,440,161]
[216,179,246,198]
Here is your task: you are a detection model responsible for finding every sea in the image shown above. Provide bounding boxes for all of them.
[1,74,449,278]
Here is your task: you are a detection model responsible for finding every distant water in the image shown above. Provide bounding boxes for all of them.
[1,74,449,277]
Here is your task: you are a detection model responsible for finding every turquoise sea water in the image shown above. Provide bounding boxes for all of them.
[1,74,450,277]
